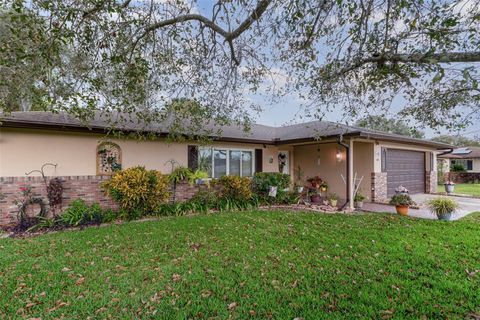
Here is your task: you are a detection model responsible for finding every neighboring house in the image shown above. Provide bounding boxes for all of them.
[438,147,480,173]
[0,112,450,220]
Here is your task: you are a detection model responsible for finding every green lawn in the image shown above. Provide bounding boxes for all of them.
[1,211,479,319]
[438,183,480,196]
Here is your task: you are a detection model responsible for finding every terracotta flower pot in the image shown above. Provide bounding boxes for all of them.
[310,195,321,203]
[396,205,409,216]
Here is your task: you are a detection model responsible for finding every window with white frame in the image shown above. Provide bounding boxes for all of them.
[451,159,473,171]
[198,147,254,178]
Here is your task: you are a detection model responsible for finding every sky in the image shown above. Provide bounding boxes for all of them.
[194,0,480,139]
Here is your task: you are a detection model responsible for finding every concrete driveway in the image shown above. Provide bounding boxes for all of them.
[363,194,480,220]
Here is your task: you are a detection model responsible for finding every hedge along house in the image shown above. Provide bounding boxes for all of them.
[0,112,451,225]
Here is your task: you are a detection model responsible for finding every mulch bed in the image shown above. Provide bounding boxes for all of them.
[1,205,357,239]
[259,203,356,214]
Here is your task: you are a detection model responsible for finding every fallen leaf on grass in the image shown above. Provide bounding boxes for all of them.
[171,274,181,282]
[228,302,237,310]
[189,243,202,251]
[48,301,68,312]
[75,277,85,285]
[201,290,212,298]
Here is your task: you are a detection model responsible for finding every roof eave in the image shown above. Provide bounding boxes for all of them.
[0,120,277,145]
[357,132,453,149]
[274,132,362,145]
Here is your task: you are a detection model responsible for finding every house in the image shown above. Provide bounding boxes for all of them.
[0,112,451,223]
[438,147,480,173]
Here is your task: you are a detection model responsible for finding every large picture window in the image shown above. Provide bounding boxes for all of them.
[198,147,254,178]
[451,159,473,171]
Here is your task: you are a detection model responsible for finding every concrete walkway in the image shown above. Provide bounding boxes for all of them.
[362,194,480,220]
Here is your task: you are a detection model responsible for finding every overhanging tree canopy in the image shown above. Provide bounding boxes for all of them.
[0,0,478,135]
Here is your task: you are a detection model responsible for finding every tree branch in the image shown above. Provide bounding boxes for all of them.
[224,0,272,41]
[133,0,273,65]
[83,0,133,19]
[329,51,480,77]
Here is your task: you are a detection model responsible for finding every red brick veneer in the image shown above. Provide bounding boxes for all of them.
[0,176,212,226]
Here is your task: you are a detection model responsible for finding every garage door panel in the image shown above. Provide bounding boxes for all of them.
[385,149,425,196]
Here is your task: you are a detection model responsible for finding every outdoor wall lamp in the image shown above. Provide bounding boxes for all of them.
[336,148,343,162]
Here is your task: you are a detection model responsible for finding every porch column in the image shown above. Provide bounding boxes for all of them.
[349,139,354,210]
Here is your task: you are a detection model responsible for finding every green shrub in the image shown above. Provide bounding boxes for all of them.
[428,198,458,217]
[218,175,253,200]
[119,208,144,221]
[169,166,193,184]
[155,202,186,216]
[27,216,57,232]
[86,203,104,224]
[188,190,218,212]
[102,166,170,214]
[251,172,291,205]
[216,196,259,212]
[451,164,466,172]
[101,208,119,223]
[276,191,300,205]
[59,199,91,226]
[253,172,291,192]
[59,200,118,226]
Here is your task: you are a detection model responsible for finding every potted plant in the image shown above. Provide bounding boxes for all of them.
[354,192,365,209]
[328,193,339,207]
[389,193,415,216]
[294,165,304,193]
[309,189,321,203]
[319,181,328,193]
[306,176,323,189]
[444,181,455,194]
[189,170,209,185]
[428,197,458,221]
[394,185,409,195]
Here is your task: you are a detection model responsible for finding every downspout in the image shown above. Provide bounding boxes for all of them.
[438,148,454,156]
[437,148,454,183]
[337,139,350,210]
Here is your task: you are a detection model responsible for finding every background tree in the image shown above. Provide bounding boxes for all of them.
[431,135,480,147]
[0,9,60,111]
[0,0,478,136]
[355,115,425,138]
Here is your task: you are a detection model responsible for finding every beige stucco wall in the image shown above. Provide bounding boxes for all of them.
[0,128,286,177]
[352,141,374,201]
[472,159,480,172]
[293,142,348,199]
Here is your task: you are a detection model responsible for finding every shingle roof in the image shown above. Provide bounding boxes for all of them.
[0,111,452,149]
